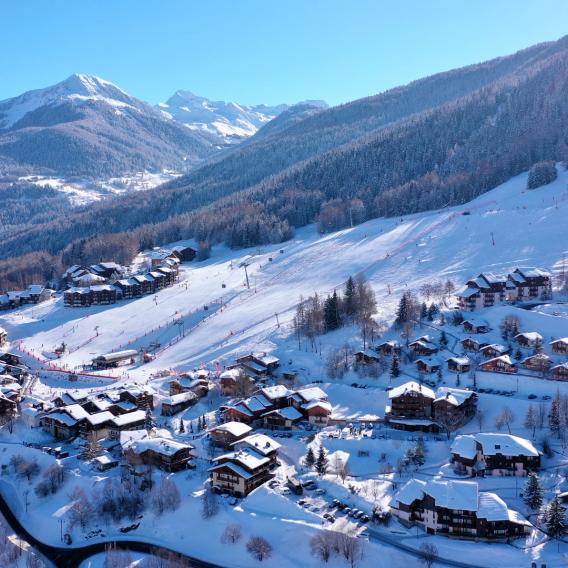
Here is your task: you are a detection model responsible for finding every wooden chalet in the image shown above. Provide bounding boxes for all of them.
[219,369,250,396]
[514,332,543,348]
[462,319,490,334]
[123,435,194,472]
[409,336,438,356]
[107,410,146,440]
[433,388,477,428]
[415,357,441,374]
[354,350,381,364]
[479,355,517,374]
[161,392,197,416]
[376,340,400,356]
[234,353,280,377]
[210,422,253,448]
[461,337,485,352]
[447,356,471,373]
[262,406,303,430]
[169,373,210,398]
[385,382,436,432]
[209,448,273,497]
[521,353,550,372]
[551,363,568,380]
[451,433,540,477]
[171,245,197,262]
[550,337,568,355]
[232,433,281,466]
[479,343,508,359]
[390,479,530,540]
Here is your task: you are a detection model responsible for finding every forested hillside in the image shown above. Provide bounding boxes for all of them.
[2,36,568,290]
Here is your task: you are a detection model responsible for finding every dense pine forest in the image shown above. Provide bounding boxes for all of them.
[2,36,568,290]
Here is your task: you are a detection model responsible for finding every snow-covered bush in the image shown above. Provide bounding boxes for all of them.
[527,161,557,189]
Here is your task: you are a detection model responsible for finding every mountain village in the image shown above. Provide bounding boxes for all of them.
[0,166,566,568]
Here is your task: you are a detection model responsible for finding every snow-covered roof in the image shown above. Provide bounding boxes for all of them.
[462,318,488,327]
[521,353,550,364]
[209,461,254,480]
[112,410,146,427]
[0,327,7,335]
[446,356,470,366]
[260,385,291,400]
[243,395,272,413]
[479,343,507,354]
[254,353,279,366]
[482,354,514,366]
[161,391,197,406]
[64,404,89,420]
[425,480,478,511]
[388,381,435,400]
[552,362,568,371]
[220,369,241,380]
[302,399,332,413]
[295,386,328,402]
[475,433,539,457]
[227,403,253,417]
[214,448,270,471]
[479,272,506,285]
[477,492,511,521]
[452,433,539,459]
[550,337,568,346]
[515,332,543,342]
[95,455,118,465]
[234,433,281,456]
[393,478,426,506]
[124,435,193,456]
[450,435,478,459]
[264,406,303,421]
[95,349,138,361]
[47,411,79,426]
[515,266,551,278]
[434,387,474,406]
[84,411,114,426]
[212,421,252,437]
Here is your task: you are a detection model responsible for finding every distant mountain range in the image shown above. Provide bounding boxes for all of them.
[0,75,326,178]
[156,91,326,145]
[2,35,568,288]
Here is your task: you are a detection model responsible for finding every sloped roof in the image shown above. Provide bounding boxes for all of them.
[212,421,252,437]
[388,381,435,400]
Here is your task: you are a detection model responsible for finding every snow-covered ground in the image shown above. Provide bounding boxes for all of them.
[18,170,182,206]
[1,167,568,567]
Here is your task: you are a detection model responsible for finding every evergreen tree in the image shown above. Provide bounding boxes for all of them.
[395,292,411,326]
[145,407,156,434]
[523,473,543,510]
[437,367,443,381]
[315,445,328,477]
[546,497,566,539]
[179,419,185,434]
[420,302,428,321]
[190,421,194,434]
[440,331,448,347]
[390,355,400,378]
[343,277,356,319]
[305,446,316,469]
[323,291,340,332]
[514,349,523,361]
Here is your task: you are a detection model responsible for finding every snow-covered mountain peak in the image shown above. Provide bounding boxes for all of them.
[0,74,140,130]
[157,90,292,144]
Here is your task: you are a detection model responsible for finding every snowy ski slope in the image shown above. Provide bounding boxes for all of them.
[3,166,568,376]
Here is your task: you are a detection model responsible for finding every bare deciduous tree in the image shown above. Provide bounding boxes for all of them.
[221,524,242,544]
[420,543,439,568]
[246,536,272,561]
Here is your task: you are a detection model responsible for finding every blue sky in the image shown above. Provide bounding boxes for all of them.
[3,0,568,106]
